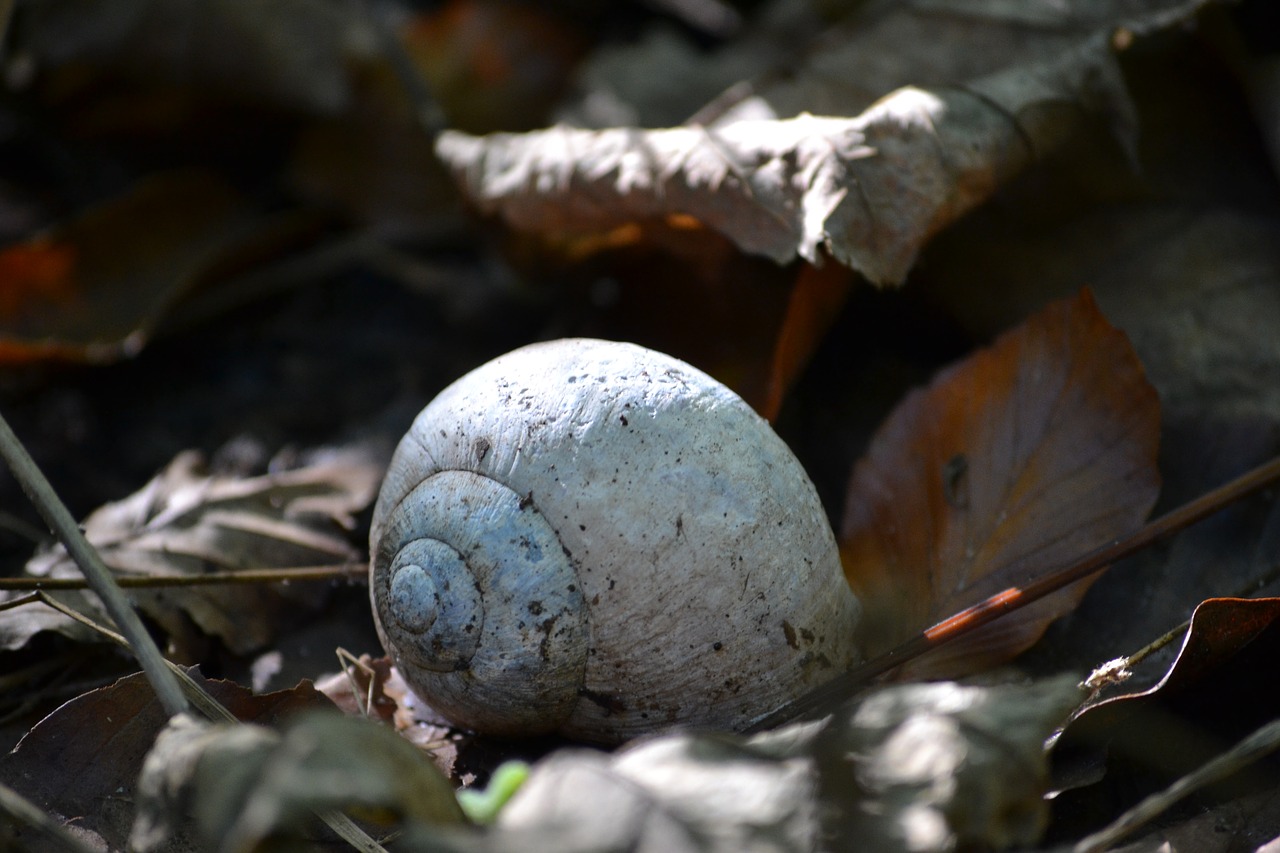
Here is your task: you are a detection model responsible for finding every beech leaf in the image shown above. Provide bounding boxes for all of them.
[436,27,1142,285]
[839,289,1161,676]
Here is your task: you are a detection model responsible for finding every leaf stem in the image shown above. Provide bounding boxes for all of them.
[0,410,189,718]
[749,453,1280,730]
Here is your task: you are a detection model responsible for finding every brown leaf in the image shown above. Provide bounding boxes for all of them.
[0,447,381,657]
[840,289,1161,676]
[761,261,854,421]
[1052,598,1280,827]
[1074,598,1280,723]
[0,670,333,851]
[0,171,326,365]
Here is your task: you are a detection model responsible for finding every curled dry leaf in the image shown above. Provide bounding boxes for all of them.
[436,30,1136,285]
[813,675,1085,852]
[840,289,1161,677]
[1061,597,1280,755]
[130,710,464,853]
[0,447,381,657]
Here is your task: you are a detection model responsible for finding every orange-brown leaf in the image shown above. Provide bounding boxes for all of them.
[840,289,1160,677]
[0,171,326,365]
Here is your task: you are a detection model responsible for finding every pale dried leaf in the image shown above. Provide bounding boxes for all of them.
[438,33,1133,286]
[131,711,464,852]
[813,675,1086,851]
[0,447,381,655]
[391,677,1082,853]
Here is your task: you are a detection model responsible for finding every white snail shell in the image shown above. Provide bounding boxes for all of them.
[369,338,861,743]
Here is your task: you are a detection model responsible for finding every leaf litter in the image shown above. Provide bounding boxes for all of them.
[0,446,380,659]
[2,0,1280,845]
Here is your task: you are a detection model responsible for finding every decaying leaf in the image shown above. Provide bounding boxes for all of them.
[0,669,333,851]
[0,171,325,365]
[0,447,380,657]
[14,0,367,118]
[437,35,1125,286]
[387,675,1082,853]
[814,675,1085,851]
[316,655,462,778]
[434,1,1225,286]
[840,289,1161,676]
[1060,598,1280,758]
[130,710,464,852]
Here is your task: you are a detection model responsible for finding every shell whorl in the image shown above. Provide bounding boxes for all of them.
[371,470,588,735]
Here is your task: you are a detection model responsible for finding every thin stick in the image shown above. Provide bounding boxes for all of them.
[0,563,366,591]
[748,454,1280,731]
[0,781,98,853]
[1073,716,1280,852]
[0,411,189,717]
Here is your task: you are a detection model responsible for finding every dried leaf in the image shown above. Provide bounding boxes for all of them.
[0,447,381,657]
[813,675,1085,851]
[762,261,854,421]
[0,171,325,365]
[131,710,465,852]
[0,670,333,850]
[1067,598,1280,736]
[489,733,820,853]
[391,676,1082,853]
[316,655,462,778]
[1052,600,1280,837]
[840,289,1161,676]
[435,19,1148,284]
[713,0,1214,125]
[15,0,366,118]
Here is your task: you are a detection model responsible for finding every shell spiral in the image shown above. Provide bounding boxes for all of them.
[370,338,862,743]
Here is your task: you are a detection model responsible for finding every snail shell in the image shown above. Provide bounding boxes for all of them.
[370,338,861,743]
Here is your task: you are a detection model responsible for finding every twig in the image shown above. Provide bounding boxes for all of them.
[0,781,98,853]
[0,563,367,591]
[1073,716,1280,851]
[0,410,189,717]
[748,454,1280,730]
